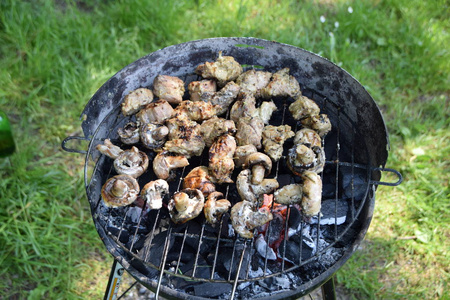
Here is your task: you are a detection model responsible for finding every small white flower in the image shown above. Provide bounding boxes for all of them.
[320,15,326,23]
[348,6,353,13]
[334,21,339,28]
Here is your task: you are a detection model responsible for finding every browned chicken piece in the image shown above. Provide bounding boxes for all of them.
[261,125,295,161]
[153,151,189,180]
[231,200,273,239]
[153,75,185,105]
[121,88,154,116]
[256,101,277,124]
[140,179,169,210]
[236,169,279,204]
[183,166,216,196]
[209,134,236,184]
[96,139,123,159]
[209,81,241,115]
[101,174,140,207]
[301,114,332,137]
[168,188,205,224]
[236,69,272,97]
[200,116,236,147]
[118,121,140,145]
[288,129,325,175]
[114,146,149,178]
[235,116,265,149]
[274,183,303,205]
[289,95,320,120]
[204,191,231,224]
[233,144,257,168]
[140,122,169,150]
[196,52,243,86]
[230,93,256,123]
[261,68,301,99]
[301,171,322,216]
[173,100,217,122]
[188,79,217,102]
[164,115,205,157]
[136,99,174,124]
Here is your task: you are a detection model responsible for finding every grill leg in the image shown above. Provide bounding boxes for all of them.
[321,276,336,300]
[104,260,125,300]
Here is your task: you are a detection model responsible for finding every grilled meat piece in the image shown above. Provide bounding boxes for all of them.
[209,81,241,115]
[118,121,140,145]
[114,146,149,178]
[121,88,154,116]
[289,95,320,120]
[261,68,301,99]
[196,52,243,86]
[236,69,272,97]
[140,122,169,150]
[209,134,236,184]
[173,100,217,122]
[301,171,322,216]
[168,188,205,224]
[256,101,277,124]
[301,114,332,137]
[164,115,205,157]
[101,174,140,207]
[153,75,185,105]
[183,166,216,196]
[200,116,236,147]
[204,191,231,224]
[235,116,264,149]
[136,99,174,124]
[230,93,256,123]
[261,125,295,161]
[231,200,273,239]
[153,151,189,180]
[188,79,217,102]
[140,179,169,210]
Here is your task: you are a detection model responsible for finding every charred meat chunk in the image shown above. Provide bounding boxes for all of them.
[136,99,174,124]
[200,116,236,147]
[121,88,154,116]
[261,68,301,99]
[164,115,205,157]
[183,166,216,196]
[301,114,332,137]
[153,75,185,105]
[188,79,217,102]
[261,125,295,161]
[209,134,236,184]
[289,95,320,120]
[235,116,264,149]
[196,52,243,86]
[236,69,272,97]
[173,100,217,122]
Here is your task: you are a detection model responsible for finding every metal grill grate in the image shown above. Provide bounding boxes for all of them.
[82,72,375,299]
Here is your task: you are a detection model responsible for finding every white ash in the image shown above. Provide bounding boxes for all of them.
[255,234,277,260]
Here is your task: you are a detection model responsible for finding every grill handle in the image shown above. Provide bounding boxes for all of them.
[370,167,403,186]
[61,136,89,154]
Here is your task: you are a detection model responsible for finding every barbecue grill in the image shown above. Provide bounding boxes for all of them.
[62,37,402,299]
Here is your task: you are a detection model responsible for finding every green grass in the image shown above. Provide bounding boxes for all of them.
[0,0,449,299]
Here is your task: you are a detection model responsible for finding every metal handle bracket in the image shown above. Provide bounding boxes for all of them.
[61,136,89,154]
[370,167,403,186]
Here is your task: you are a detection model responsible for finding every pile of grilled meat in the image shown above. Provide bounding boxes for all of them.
[97,52,331,239]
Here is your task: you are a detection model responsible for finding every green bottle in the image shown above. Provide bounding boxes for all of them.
[0,111,15,157]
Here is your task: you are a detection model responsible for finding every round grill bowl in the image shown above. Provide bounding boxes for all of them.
[73,38,400,299]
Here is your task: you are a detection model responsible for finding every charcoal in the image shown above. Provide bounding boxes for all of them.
[266,213,285,247]
[138,230,174,267]
[278,239,313,264]
[287,206,302,228]
[193,282,232,297]
[310,199,349,225]
[340,166,368,200]
[106,226,129,243]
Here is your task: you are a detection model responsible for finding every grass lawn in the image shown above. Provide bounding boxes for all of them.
[0,0,448,299]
